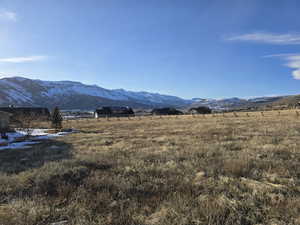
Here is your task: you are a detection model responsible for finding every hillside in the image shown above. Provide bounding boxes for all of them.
[0,77,192,109]
[265,95,300,108]
[190,96,285,111]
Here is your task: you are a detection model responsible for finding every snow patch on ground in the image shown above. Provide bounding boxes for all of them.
[0,129,74,150]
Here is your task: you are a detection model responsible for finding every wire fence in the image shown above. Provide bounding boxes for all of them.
[63,109,300,123]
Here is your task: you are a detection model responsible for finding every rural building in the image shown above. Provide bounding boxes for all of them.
[151,107,183,115]
[0,111,11,138]
[0,106,51,121]
[94,106,135,118]
[189,106,212,114]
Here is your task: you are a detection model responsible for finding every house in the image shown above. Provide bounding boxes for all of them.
[0,106,51,121]
[151,107,183,115]
[0,111,11,138]
[94,106,135,118]
[188,106,212,114]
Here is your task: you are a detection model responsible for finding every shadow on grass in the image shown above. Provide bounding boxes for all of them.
[0,139,73,174]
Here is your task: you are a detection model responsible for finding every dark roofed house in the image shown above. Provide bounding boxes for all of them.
[0,106,51,121]
[94,106,134,118]
[189,106,212,114]
[151,107,183,115]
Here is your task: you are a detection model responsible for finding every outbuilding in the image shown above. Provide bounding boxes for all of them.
[94,106,135,118]
[188,106,212,114]
[151,107,183,115]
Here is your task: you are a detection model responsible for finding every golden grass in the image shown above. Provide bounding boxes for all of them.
[1,110,300,224]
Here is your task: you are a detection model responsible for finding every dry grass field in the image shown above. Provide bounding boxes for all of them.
[1,110,300,225]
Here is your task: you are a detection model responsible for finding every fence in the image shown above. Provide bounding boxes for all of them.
[63,109,300,123]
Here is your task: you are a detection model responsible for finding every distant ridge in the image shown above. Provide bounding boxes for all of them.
[0,76,192,109]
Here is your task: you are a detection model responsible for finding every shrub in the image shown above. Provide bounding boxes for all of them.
[51,107,63,131]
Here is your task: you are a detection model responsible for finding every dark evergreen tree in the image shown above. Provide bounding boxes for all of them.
[51,106,63,131]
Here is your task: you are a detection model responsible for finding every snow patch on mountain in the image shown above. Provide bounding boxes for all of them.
[0,79,33,103]
[37,80,137,101]
[113,89,189,104]
[4,89,33,103]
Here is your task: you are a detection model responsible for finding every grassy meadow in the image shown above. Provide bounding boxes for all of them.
[1,110,300,225]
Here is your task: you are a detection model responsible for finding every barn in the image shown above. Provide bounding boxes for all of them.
[189,106,212,114]
[94,106,135,118]
[151,107,183,115]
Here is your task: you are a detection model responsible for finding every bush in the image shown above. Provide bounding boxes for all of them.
[51,107,63,131]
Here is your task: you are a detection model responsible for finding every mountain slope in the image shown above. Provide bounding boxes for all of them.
[265,95,300,108]
[190,96,286,110]
[0,77,192,109]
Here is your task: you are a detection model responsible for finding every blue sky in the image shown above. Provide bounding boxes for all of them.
[0,0,300,99]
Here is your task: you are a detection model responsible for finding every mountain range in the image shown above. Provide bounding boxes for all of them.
[0,77,193,109]
[0,76,293,110]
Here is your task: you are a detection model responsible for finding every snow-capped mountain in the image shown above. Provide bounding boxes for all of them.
[0,77,193,109]
[0,76,287,110]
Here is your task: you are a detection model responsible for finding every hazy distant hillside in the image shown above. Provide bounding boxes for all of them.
[265,95,300,108]
[0,77,192,109]
[190,96,285,110]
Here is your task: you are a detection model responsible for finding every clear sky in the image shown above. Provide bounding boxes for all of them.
[0,0,300,99]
